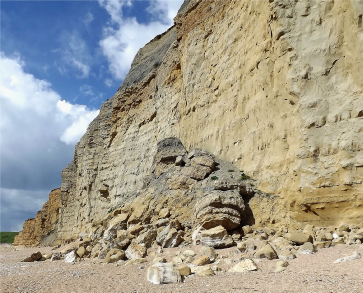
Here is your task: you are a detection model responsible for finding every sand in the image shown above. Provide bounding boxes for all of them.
[1,244,362,293]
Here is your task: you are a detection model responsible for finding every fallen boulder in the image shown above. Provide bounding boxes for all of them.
[147,263,181,284]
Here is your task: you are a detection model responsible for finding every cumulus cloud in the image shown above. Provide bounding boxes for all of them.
[99,0,183,80]
[0,52,99,231]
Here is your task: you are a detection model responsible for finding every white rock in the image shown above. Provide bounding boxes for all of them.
[65,251,76,263]
[229,259,258,273]
[147,263,181,284]
[333,252,361,263]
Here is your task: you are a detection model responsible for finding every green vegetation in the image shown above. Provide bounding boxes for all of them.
[210,176,219,181]
[240,171,251,180]
[228,169,234,172]
[0,232,19,244]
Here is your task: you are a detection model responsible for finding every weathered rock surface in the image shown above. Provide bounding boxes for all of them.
[22,252,42,262]
[199,226,234,248]
[14,188,61,246]
[255,244,278,260]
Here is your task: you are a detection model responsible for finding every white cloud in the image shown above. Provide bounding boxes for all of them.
[98,0,183,80]
[147,0,183,25]
[83,11,94,27]
[80,84,94,96]
[0,52,99,189]
[57,31,91,78]
[98,0,132,24]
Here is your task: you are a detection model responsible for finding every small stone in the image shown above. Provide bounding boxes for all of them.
[254,244,277,260]
[242,225,253,235]
[183,250,196,257]
[338,224,350,232]
[184,256,195,263]
[287,232,313,245]
[274,260,289,272]
[201,246,217,262]
[325,233,334,241]
[65,251,76,263]
[175,156,183,166]
[135,229,157,248]
[193,256,211,266]
[332,237,345,246]
[43,254,52,260]
[314,241,331,249]
[152,257,166,265]
[22,251,42,262]
[278,250,296,261]
[105,249,125,263]
[274,266,286,273]
[172,256,183,265]
[333,252,361,263]
[125,258,148,266]
[276,260,289,267]
[177,265,191,276]
[297,242,316,255]
[125,242,147,260]
[159,208,170,218]
[259,233,268,240]
[229,259,258,273]
[196,266,215,277]
[76,246,87,258]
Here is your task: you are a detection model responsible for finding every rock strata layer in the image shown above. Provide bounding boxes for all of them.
[14,188,61,246]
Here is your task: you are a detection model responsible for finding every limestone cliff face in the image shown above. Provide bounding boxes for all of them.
[14,188,60,246]
[15,0,363,244]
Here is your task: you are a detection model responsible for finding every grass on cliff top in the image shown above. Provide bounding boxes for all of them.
[0,232,19,244]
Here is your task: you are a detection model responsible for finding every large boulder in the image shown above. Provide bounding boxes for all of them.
[103,213,129,241]
[286,232,313,245]
[199,226,234,248]
[153,138,187,177]
[22,252,43,262]
[194,190,245,230]
[162,228,184,248]
[136,229,157,248]
[254,244,278,260]
[147,263,181,284]
[125,242,147,259]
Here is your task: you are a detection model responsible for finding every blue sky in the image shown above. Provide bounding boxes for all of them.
[0,0,183,232]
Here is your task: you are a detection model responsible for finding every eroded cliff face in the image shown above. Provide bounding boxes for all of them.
[14,188,60,246]
[15,0,363,245]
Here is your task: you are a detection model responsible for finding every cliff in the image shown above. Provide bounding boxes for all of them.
[13,188,60,246]
[14,0,363,246]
